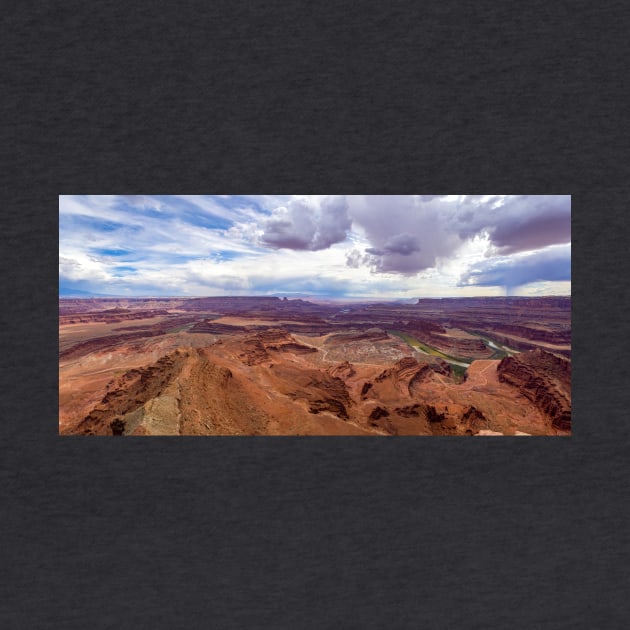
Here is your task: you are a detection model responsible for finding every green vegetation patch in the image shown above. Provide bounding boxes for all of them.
[167,323,196,333]
[450,363,468,380]
[465,331,514,359]
[388,330,471,365]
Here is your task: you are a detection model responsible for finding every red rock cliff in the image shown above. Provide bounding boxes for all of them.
[497,349,571,431]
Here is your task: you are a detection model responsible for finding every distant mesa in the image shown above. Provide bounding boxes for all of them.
[416,296,571,309]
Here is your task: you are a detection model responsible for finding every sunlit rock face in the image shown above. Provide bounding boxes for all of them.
[60,296,571,436]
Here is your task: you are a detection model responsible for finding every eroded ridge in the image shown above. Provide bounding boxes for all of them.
[497,349,571,431]
[60,296,571,436]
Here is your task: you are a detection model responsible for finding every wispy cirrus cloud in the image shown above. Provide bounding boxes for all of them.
[59,195,571,297]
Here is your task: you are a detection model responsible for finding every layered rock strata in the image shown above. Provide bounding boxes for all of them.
[497,349,571,431]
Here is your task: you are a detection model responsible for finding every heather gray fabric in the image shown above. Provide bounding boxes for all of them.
[2,1,628,628]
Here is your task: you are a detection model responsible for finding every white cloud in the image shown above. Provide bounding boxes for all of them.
[345,195,465,274]
[260,196,352,251]
[59,195,571,297]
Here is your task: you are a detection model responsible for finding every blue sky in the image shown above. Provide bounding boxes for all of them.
[59,195,571,298]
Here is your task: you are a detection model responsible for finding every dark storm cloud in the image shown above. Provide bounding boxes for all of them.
[347,195,461,274]
[261,214,314,249]
[458,244,571,290]
[258,195,570,276]
[490,212,570,254]
[345,195,571,275]
[372,233,421,256]
[261,196,351,251]
[456,195,571,255]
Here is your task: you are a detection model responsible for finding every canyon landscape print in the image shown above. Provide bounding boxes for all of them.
[59,195,571,436]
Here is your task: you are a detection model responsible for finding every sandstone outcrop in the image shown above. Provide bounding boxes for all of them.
[375,357,452,396]
[431,335,492,359]
[238,329,317,365]
[60,295,571,436]
[60,330,165,360]
[368,403,458,436]
[327,361,356,380]
[59,308,170,325]
[276,367,352,421]
[369,406,390,420]
[77,349,190,435]
[484,323,570,345]
[393,403,424,417]
[76,348,268,436]
[459,406,488,434]
[497,349,571,431]
[308,398,349,419]
[326,328,390,344]
[189,321,249,334]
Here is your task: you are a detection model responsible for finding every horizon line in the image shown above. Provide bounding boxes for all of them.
[59,293,572,300]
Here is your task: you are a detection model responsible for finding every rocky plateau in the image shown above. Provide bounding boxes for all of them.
[60,296,571,436]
